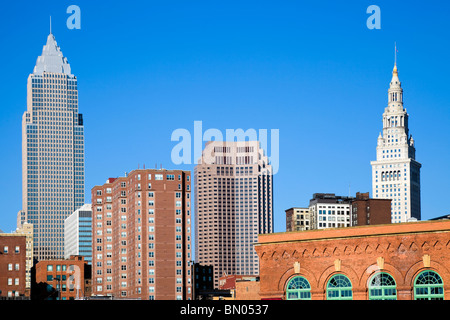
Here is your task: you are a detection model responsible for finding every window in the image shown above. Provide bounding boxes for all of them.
[326,274,353,300]
[368,273,397,300]
[414,270,444,300]
[286,276,311,300]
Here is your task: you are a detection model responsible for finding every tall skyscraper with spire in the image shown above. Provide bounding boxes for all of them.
[370,53,421,223]
[21,30,85,260]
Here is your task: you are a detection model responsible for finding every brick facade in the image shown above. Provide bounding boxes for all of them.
[35,255,88,300]
[255,220,450,300]
[0,235,27,298]
[351,192,391,226]
[91,169,192,300]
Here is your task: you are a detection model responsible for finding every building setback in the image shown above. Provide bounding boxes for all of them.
[255,220,450,300]
[91,169,192,300]
[21,31,85,260]
[195,141,273,288]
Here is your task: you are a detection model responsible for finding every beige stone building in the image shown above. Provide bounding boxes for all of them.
[195,141,273,288]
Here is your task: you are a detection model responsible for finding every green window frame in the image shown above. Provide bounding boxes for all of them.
[414,270,444,300]
[286,276,311,300]
[327,274,353,300]
[368,272,397,300]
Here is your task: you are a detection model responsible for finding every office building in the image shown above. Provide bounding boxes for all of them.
[195,141,273,288]
[371,61,421,222]
[64,204,92,264]
[309,193,353,229]
[21,31,85,260]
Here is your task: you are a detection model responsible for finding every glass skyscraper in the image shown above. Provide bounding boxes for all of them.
[21,32,85,260]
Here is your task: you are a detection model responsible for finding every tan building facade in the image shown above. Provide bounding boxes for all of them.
[195,141,273,288]
[91,169,192,300]
[285,208,311,232]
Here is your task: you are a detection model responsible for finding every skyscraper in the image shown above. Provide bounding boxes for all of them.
[194,141,273,288]
[21,31,85,260]
[371,60,421,223]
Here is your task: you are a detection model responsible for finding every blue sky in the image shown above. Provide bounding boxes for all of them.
[0,0,449,233]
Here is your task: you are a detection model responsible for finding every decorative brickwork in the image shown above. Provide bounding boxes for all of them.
[255,220,450,300]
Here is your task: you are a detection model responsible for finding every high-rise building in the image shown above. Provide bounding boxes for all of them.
[370,61,421,223]
[194,141,273,288]
[21,31,85,261]
[91,169,192,300]
[64,204,92,264]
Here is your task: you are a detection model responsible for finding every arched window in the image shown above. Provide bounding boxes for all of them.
[368,273,397,300]
[414,270,444,300]
[327,274,353,300]
[286,276,311,300]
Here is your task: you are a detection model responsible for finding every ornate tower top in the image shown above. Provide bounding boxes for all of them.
[33,32,72,76]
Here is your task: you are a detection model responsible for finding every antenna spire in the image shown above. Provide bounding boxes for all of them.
[49,16,52,34]
[394,42,398,66]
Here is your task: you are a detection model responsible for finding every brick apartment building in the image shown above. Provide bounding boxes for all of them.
[91,169,192,300]
[34,255,90,300]
[255,220,450,300]
[0,234,27,298]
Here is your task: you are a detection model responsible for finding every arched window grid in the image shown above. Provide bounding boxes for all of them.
[368,272,397,300]
[414,270,444,300]
[326,274,353,300]
[286,276,311,300]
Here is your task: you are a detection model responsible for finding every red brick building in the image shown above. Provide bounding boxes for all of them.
[0,234,27,298]
[91,169,192,300]
[255,220,450,300]
[219,274,260,300]
[351,192,391,226]
[35,255,89,300]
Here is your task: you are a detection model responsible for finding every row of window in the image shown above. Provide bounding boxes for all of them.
[286,271,444,300]
[2,246,21,254]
